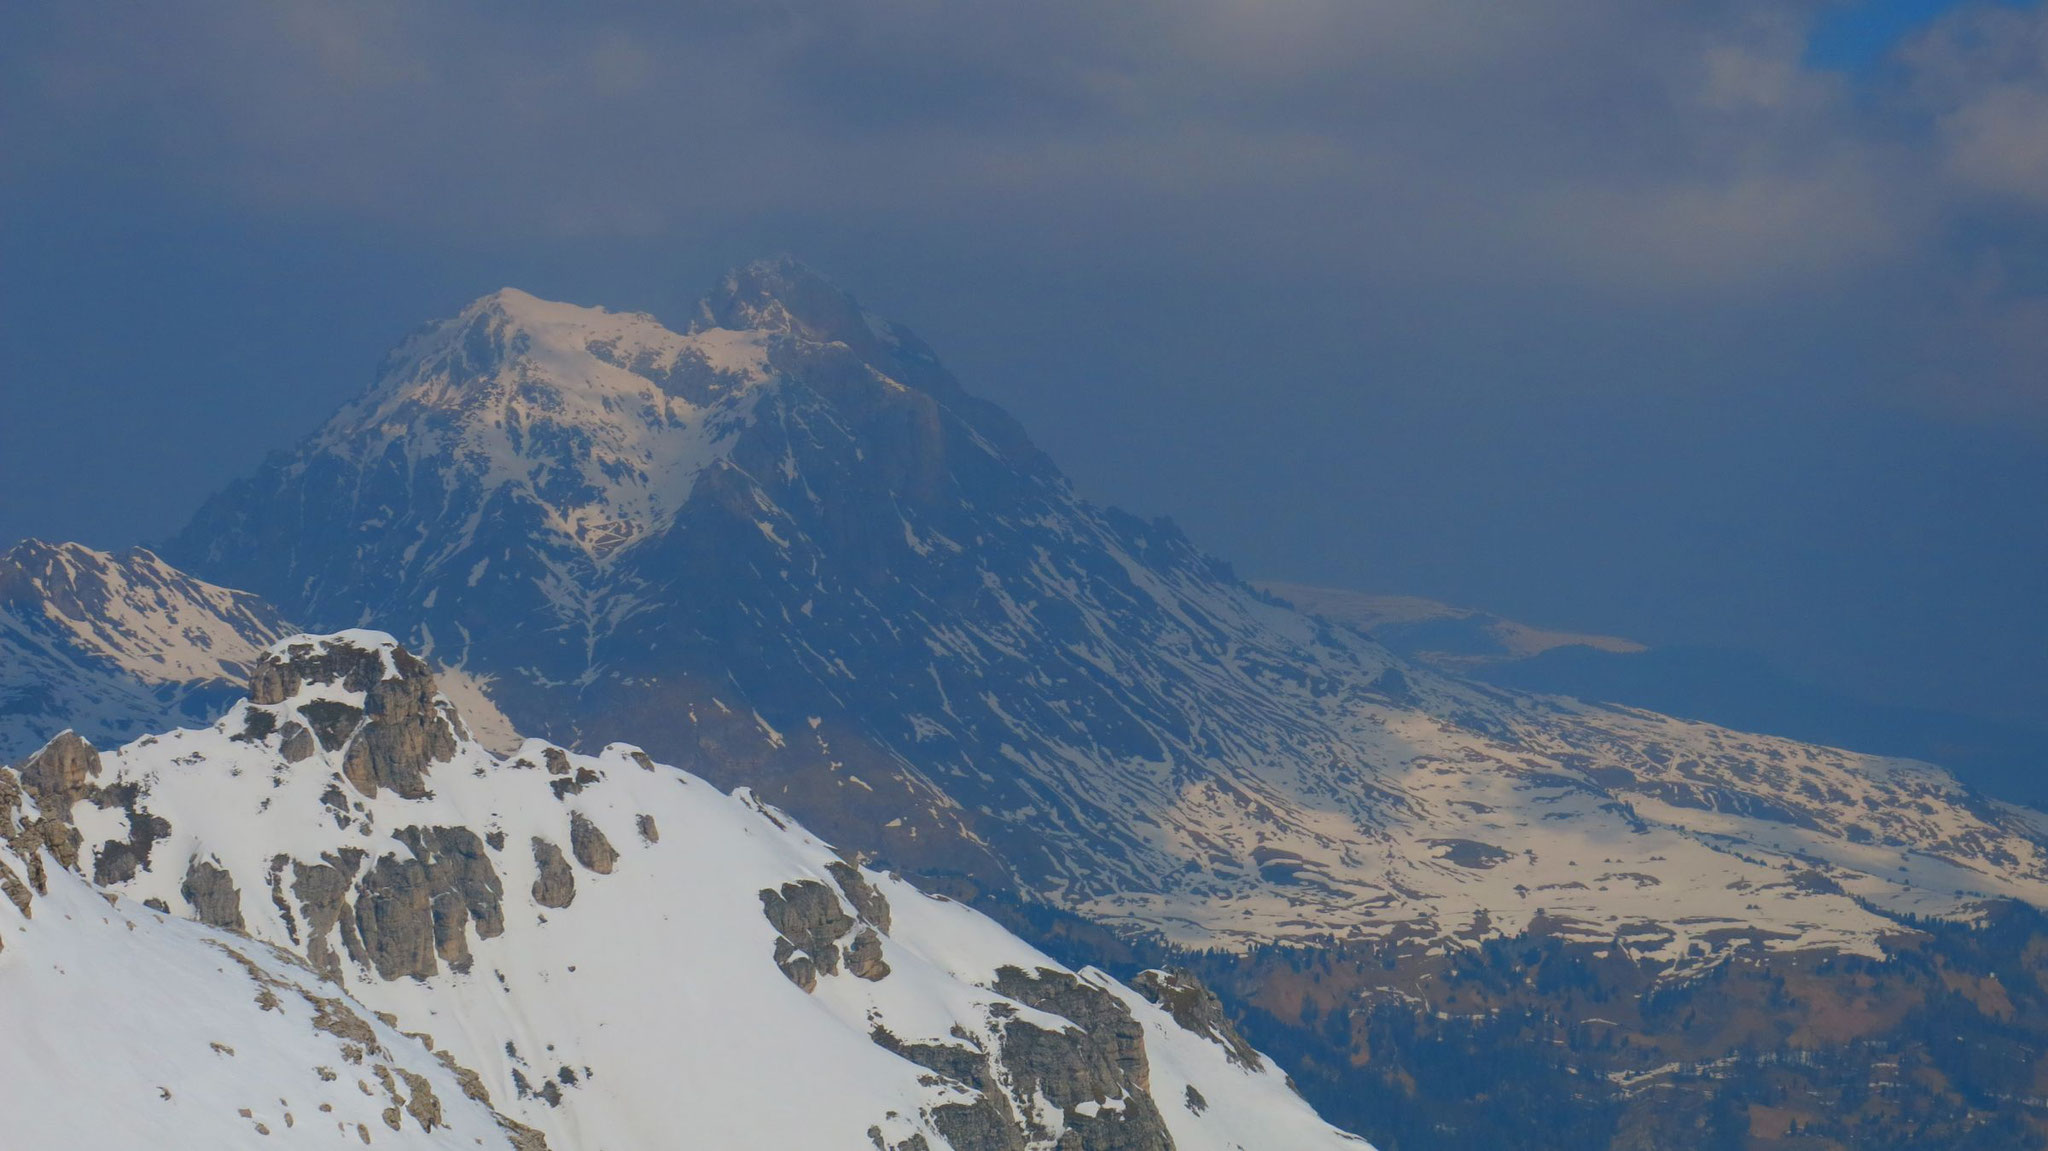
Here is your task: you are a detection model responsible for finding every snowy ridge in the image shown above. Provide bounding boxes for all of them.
[9,631,1364,1150]
[333,288,771,563]
[0,539,291,762]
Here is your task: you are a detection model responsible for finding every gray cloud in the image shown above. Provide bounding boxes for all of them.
[0,1,1967,291]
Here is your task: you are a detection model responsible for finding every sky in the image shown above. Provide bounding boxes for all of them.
[1,0,2045,729]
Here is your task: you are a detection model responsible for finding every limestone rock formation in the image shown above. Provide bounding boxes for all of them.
[1131,970,1263,1070]
[568,812,617,874]
[181,858,246,931]
[17,729,99,821]
[252,634,457,799]
[531,839,575,909]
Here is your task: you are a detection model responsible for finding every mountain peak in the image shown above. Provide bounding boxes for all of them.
[694,255,877,346]
[244,630,459,799]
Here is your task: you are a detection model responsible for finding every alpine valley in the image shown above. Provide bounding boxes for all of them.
[8,260,2048,1149]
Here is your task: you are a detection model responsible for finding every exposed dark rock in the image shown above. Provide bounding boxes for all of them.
[341,680,457,800]
[828,860,892,933]
[7,815,65,894]
[182,858,247,931]
[397,1068,443,1131]
[0,766,19,835]
[251,637,388,703]
[990,966,1172,1151]
[870,1026,993,1091]
[932,1097,1028,1151]
[496,1117,553,1151]
[1131,969,1263,1070]
[18,730,100,821]
[1183,1085,1206,1115]
[300,700,365,751]
[868,1027,1024,1149]
[292,849,367,982]
[0,854,31,916]
[760,879,855,986]
[344,827,507,980]
[867,1128,933,1151]
[234,705,277,743]
[319,782,352,826]
[251,636,456,799]
[531,839,575,909]
[773,937,818,991]
[267,855,299,944]
[88,781,171,887]
[846,927,891,981]
[353,851,439,980]
[635,814,659,843]
[278,722,317,763]
[568,812,617,874]
[15,813,81,879]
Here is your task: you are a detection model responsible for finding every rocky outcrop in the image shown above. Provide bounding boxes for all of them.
[762,880,852,990]
[87,780,171,886]
[870,1027,1025,1151]
[827,860,891,933]
[759,865,897,990]
[531,839,575,909]
[568,813,617,874]
[988,966,1172,1151]
[845,928,890,981]
[12,732,172,889]
[1131,969,1263,1070]
[863,966,1178,1150]
[300,700,364,751]
[17,730,99,821]
[8,812,78,894]
[183,857,247,931]
[0,765,19,835]
[292,848,367,982]
[760,878,869,991]
[252,637,392,704]
[250,636,458,799]
[351,827,508,980]
[278,722,316,763]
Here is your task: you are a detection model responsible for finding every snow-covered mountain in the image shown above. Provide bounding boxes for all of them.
[2,630,1364,1150]
[167,261,2048,969]
[0,539,292,763]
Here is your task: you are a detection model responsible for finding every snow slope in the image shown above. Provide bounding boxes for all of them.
[0,795,536,1148]
[19,630,1365,1151]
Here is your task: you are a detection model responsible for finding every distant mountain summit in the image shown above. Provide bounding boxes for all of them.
[0,539,291,761]
[167,264,2048,969]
